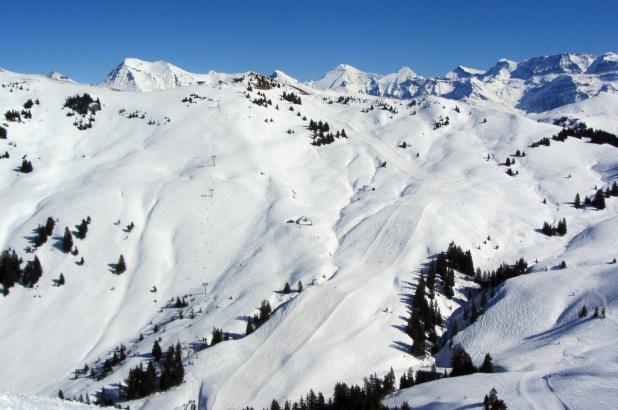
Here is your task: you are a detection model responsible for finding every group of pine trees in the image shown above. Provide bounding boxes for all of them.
[405,242,477,356]
[530,136,551,147]
[450,346,493,376]
[125,342,184,400]
[433,115,450,129]
[578,304,606,319]
[19,159,33,173]
[33,217,55,247]
[406,274,443,357]
[474,257,528,288]
[504,157,517,166]
[405,242,529,353]
[4,109,28,122]
[246,299,273,335]
[308,119,330,133]
[574,182,617,210]
[541,218,567,236]
[64,93,100,116]
[0,125,6,139]
[84,344,128,381]
[308,119,348,146]
[251,74,279,90]
[249,364,504,410]
[336,96,354,104]
[282,280,303,294]
[483,388,508,409]
[75,218,90,239]
[281,91,302,105]
[377,101,398,114]
[425,241,528,290]
[247,370,401,410]
[552,123,618,147]
[0,248,43,295]
[210,327,231,345]
[532,121,618,148]
[252,91,273,107]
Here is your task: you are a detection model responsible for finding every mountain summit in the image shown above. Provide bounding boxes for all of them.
[99,58,238,92]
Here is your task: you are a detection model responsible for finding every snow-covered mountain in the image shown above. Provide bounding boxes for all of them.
[1,55,617,410]
[97,53,618,112]
[99,58,241,92]
[308,52,618,112]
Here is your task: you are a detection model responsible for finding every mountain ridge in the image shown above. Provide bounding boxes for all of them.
[98,52,618,112]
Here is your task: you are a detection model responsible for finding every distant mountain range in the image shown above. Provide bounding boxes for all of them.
[98,53,618,112]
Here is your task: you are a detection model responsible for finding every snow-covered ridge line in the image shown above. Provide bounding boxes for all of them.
[93,52,618,112]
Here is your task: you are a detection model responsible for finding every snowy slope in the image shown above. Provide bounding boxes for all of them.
[0,392,92,409]
[0,64,617,410]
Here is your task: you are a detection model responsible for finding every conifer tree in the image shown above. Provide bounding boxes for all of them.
[556,218,567,236]
[574,193,581,209]
[592,190,606,209]
[283,282,291,294]
[259,300,272,322]
[480,353,494,373]
[211,328,223,345]
[451,346,476,376]
[141,361,156,397]
[45,217,55,236]
[62,227,73,253]
[408,312,426,358]
[382,367,396,394]
[297,280,303,293]
[116,255,126,274]
[483,388,507,410]
[76,219,88,239]
[152,340,162,361]
[245,319,254,335]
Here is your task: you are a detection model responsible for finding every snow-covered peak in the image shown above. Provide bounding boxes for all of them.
[484,59,518,79]
[99,58,194,91]
[333,63,361,72]
[46,71,73,82]
[586,52,618,74]
[444,65,485,80]
[99,57,241,92]
[394,66,418,80]
[270,70,300,85]
[511,53,595,79]
[307,64,380,93]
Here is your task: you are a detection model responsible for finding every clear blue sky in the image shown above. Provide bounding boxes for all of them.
[4,0,616,83]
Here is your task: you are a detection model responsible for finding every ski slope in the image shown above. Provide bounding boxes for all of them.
[0,64,617,409]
